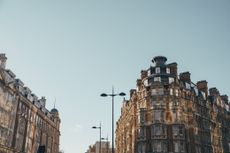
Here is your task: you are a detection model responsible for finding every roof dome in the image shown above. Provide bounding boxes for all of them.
[51,108,59,114]
[152,56,167,66]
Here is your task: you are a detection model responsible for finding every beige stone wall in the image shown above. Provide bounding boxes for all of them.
[0,54,61,153]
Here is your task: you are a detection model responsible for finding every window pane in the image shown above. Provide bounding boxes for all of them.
[151,88,164,96]
[166,68,170,74]
[151,89,157,95]
[169,77,174,84]
[158,88,164,95]
[154,77,161,82]
[144,79,148,86]
[156,67,160,74]
[174,142,179,152]
[154,111,161,122]
[175,89,179,96]
[148,70,151,76]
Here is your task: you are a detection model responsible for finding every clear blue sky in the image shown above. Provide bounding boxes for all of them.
[0,1,230,153]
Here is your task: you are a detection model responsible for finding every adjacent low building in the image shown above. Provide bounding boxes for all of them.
[116,56,230,153]
[86,141,112,153]
[0,54,61,153]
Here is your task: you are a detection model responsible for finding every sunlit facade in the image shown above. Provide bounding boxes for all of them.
[0,54,61,153]
[116,56,230,153]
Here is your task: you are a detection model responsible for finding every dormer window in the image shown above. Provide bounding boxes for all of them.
[155,67,160,74]
[166,68,170,74]
[154,77,161,82]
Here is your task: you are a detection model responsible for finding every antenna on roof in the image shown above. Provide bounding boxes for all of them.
[54,97,56,108]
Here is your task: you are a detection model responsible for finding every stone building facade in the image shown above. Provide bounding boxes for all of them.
[116,56,230,153]
[86,141,112,153]
[0,54,61,153]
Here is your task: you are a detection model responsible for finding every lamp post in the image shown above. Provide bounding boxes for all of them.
[92,123,102,153]
[101,87,125,153]
[101,134,109,153]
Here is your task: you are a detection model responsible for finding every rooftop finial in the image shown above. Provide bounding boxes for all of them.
[54,97,56,108]
[51,98,59,115]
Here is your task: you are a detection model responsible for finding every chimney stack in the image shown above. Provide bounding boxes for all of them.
[209,87,220,96]
[141,70,148,80]
[168,62,178,76]
[179,72,191,83]
[197,80,208,97]
[130,89,136,98]
[221,95,228,104]
[0,54,7,69]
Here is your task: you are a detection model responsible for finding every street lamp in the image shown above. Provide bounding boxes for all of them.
[101,87,126,153]
[101,135,109,153]
[92,123,102,153]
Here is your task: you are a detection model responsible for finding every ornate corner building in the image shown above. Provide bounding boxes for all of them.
[0,54,61,153]
[116,56,230,153]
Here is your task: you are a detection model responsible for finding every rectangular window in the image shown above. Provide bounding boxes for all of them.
[173,100,179,106]
[195,146,201,153]
[170,89,173,95]
[154,111,161,122]
[176,111,181,121]
[194,87,198,96]
[179,126,183,135]
[201,91,206,100]
[139,127,145,138]
[140,111,145,123]
[138,143,142,153]
[172,111,177,122]
[156,141,161,152]
[151,89,157,95]
[169,77,174,84]
[154,77,161,82]
[154,125,162,135]
[152,141,162,152]
[144,79,148,87]
[225,104,229,112]
[152,100,157,106]
[173,126,179,136]
[159,100,164,106]
[151,88,164,96]
[166,68,170,74]
[185,82,191,90]
[142,143,146,153]
[173,125,183,136]
[148,69,151,76]
[158,88,164,95]
[155,67,160,74]
[180,142,184,152]
[174,142,179,152]
[175,89,179,96]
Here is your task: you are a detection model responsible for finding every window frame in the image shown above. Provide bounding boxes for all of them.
[155,67,161,74]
